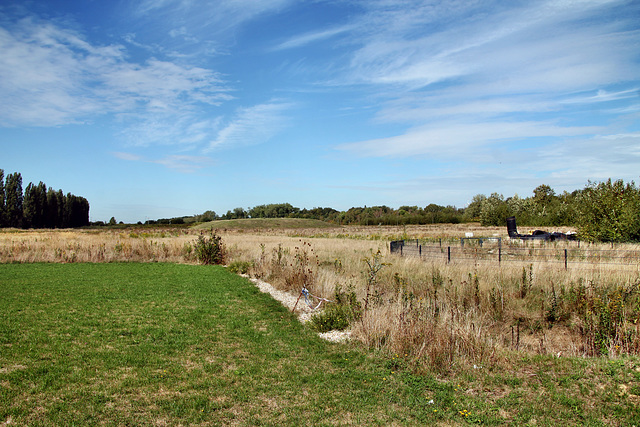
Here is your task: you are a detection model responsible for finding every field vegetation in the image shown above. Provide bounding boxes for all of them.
[1,220,640,424]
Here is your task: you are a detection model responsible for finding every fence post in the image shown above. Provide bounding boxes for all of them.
[400,244,403,257]
[564,249,568,270]
[447,246,451,264]
[419,245,422,258]
[499,247,502,264]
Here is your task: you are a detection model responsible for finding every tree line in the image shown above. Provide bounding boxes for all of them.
[0,170,90,229]
[150,179,640,242]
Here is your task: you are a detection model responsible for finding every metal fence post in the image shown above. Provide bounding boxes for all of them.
[447,246,451,264]
[564,249,568,270]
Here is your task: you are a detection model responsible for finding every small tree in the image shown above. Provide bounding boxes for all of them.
[479,193,511,226]
[576,179,640,242]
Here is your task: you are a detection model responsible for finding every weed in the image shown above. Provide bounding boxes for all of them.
[363,249,388,312]
[283,241,317,292]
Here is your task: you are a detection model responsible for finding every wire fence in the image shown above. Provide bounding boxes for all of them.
[390,239,640,270]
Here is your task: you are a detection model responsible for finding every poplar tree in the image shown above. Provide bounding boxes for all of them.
[46,188,59,228]
[23,182,36,228]
[0,169,5,227]
[5,172,23,228]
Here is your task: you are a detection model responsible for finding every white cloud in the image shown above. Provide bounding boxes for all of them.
[112,152,143,161]
[133,0,294,42]
[561,88,640,105]
[330,0,639,176]
[342,0,636,93]
[112,151,215,173]
[337,121,602,159]
[117,113,223,147]
[272,25,355,51]
[153,154,215,173]
[0,14,231,149]
[206,102,292,151]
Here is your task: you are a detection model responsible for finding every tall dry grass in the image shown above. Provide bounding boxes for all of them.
[2,224,638,374]
[222,226,640,372]
[0,228,194,263]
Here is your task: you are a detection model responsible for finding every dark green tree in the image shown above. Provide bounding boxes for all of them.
[56,190,65,228]
[23,181,48,228]
[5,172,23,228]
[232,207,247,219]
[23,182,36,228]
[46,188,60,228]
[0,169,5,227]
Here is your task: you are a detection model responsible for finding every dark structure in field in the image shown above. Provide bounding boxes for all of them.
[507,216,577,241]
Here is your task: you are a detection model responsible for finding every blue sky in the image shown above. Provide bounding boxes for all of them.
[1,0,639,223]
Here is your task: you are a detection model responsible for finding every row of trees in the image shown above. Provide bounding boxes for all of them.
[455,181,640,242]
[0,170,90,229]
[148,179,640,242]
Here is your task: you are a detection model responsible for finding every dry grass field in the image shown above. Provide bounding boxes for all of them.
[2,221,639,376]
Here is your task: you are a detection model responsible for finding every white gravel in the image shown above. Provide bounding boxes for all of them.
[245,275,352,343]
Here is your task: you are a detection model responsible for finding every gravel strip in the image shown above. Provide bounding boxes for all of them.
[245,275,352,343]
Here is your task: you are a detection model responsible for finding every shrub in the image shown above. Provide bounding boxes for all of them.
[193,231,226,265]
[309,284,362,333]
[228,260,253,275]
[309,304,352,332]
[576,179,640,242]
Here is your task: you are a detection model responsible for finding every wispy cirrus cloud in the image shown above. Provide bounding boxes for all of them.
[113,151,215,173]
[0,14,230,146]
[342,0,635,92]
[206,102,293,151]
[132,0,295,49]
[328,0,639,177]
[271,24,355,51]
[337,121,602,159]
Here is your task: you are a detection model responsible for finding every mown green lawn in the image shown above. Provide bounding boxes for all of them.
[1,263,639,426]
[0,263,439,425]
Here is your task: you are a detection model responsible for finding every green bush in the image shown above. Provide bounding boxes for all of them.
[576,179,640,242]
[228,260,253,275]
[193,231,226,265]
[309,304,353,332]
[309,285,362,332]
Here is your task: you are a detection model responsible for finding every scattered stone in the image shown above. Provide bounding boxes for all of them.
[244,275,351,342]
